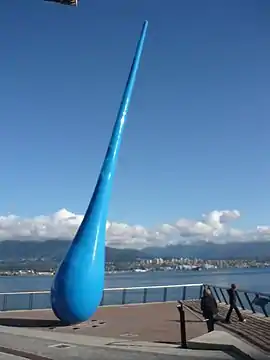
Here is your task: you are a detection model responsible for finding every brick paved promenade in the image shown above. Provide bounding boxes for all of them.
[0,301,269,353]
[0,303,211,344]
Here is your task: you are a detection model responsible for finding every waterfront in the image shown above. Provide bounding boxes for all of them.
[0,269,269,353]
[0,268,269,312]
[1,268,270,293]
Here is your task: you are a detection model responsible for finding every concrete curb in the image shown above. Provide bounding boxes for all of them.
[0,325,195,356]
[0,325,234,358]
[188,331,270,360]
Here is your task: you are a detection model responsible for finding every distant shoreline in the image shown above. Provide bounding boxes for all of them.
[1,266,270,278]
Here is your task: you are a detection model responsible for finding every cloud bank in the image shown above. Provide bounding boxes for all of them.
[0,209,269,249]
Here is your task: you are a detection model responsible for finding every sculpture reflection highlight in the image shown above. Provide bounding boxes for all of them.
[51,21,148,325]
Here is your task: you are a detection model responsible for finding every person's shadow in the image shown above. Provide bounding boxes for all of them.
[214,314,226,323]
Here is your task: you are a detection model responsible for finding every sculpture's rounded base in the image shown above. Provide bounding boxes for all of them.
[51,296,100,325]
[51,278,103,325]
[50,250,104,325]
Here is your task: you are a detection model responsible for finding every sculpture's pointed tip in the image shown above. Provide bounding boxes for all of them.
[143,20,149,28]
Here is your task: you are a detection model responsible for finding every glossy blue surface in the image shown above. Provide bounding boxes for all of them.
[51,21,148,325]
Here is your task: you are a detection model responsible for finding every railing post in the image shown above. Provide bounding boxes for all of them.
[235,291,245,310]
[244,293,256,313]
[199,285,203,299]
[100,291,104,306]
[28,293,33,310]
[122,289,127,305]
[163,287,168,302]
[143,288,147,303]
[261,304,268,317]
[2,294,7,311]
[253,293,268,317]
[219,288,228,304]
[177,301,187,348]
[213,286,222,303]
[182,286,187,301]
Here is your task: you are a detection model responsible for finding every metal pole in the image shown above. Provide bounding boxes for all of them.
[177,301,187,348]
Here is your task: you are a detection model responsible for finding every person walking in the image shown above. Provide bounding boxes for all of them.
[225,284,246,323]
[200,287,218,332]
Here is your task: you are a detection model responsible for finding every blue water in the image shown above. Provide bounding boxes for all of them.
[0,268,269,312]
[0,268,269,293]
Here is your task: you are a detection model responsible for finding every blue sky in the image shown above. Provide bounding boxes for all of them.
[0,0,269,231]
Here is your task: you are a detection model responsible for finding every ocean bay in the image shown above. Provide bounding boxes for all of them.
[1,268,269,293]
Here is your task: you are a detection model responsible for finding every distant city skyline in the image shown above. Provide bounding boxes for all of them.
[0,1,269,245]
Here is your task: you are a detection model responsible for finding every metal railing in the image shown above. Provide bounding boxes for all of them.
[0,283,203,312]
[206,284,270,318]
[0,283,269,317]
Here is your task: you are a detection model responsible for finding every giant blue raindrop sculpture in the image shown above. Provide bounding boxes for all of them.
[51,21,148,325]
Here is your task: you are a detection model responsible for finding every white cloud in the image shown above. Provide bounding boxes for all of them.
[0,208,269,249]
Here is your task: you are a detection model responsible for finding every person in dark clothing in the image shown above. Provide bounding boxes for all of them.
[201,288,218,332]
[225,284,246,323]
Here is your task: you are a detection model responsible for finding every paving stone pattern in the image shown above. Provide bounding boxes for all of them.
[0,303,210,344]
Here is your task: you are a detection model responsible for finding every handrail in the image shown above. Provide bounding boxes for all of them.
[0,290,49,296]
[0,283,269,317]
[104,283,203,291]
[0,283,269,297]
[204,284,270,298]
[0,283,203,296]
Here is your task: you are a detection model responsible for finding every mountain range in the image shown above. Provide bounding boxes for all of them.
[144,241,270,260]
[0,240,150,263]
[0,239,270,262]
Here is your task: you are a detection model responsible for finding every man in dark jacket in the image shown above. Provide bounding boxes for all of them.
[201,288,218,332]
[225,284,246,323]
